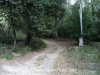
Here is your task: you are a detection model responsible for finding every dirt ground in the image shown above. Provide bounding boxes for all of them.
[0,39,78,75]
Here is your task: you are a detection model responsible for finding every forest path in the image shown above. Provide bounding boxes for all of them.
[0,39,77,75]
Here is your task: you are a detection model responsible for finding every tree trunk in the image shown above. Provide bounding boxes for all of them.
[13,29,16,50]
[24,21,32,46]
[24,32,32,46]
[91,0,94,18]
[53,17,58,37]
[98,9,100,18]
[0,24,7,38]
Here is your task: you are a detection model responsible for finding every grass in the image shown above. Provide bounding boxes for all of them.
[0,45,13,60]
[90,42,100,75]
[0,44,33,60]
[67,45,100,75]
[14,45,31,57]
[0,36,46,60]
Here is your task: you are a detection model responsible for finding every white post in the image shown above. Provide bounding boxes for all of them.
[79,0,83,46]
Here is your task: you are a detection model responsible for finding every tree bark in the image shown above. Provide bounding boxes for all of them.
[13,29,16,50]
[24,32,32,46]
[91,0,94,18]
[98,9,100,18]
[24,20,32,46]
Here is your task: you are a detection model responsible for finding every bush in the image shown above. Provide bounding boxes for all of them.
[0,36,13,44]
[67,45,100,75]
[0,37,46,60]
[16,31,26,41]
[0,45,13,60]
[80,45,100,62]
[30,37,46,50]
[0,44,32,60]
[14,45,29,56]
[68,45,100,63]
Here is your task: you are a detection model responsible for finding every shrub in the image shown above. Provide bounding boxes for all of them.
[14,45,29,56]
[67,45,100,75]
[30,37,46,50]
[0,45,13,60]
[80,45,100,62]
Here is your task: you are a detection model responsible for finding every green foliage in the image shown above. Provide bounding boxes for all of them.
[0,0,66,46]
[58,2,99,41]
[82,8,98,41]
[59,3,80,39]
[30,37,46,50]
[0,36,13,44]
[89,42,100,75]
[0,17,8,26]
[67,45,100,75]
[90,42,100,50]
[0,44,32,59]
[80,45,99,62]
[1,46,13,60]
[16,31,26,41]
[68,45,100,63]
[14,46,29,56]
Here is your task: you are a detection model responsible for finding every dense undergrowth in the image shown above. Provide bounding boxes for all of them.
[67,43,100,75]
[0,37,46,60]
[30,37,46,50]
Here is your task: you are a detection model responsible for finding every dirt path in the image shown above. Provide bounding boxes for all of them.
[0,39,77,75]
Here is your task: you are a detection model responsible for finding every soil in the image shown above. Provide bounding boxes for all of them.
[0,39,78,75]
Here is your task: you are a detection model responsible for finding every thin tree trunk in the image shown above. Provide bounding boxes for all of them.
[7,25,11,44]
[91,0,94,18]
[53,17,58,37]
[13,29,16,50]
[0,24,7,38]
[98,9,100,18]
[24,21,32,46]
